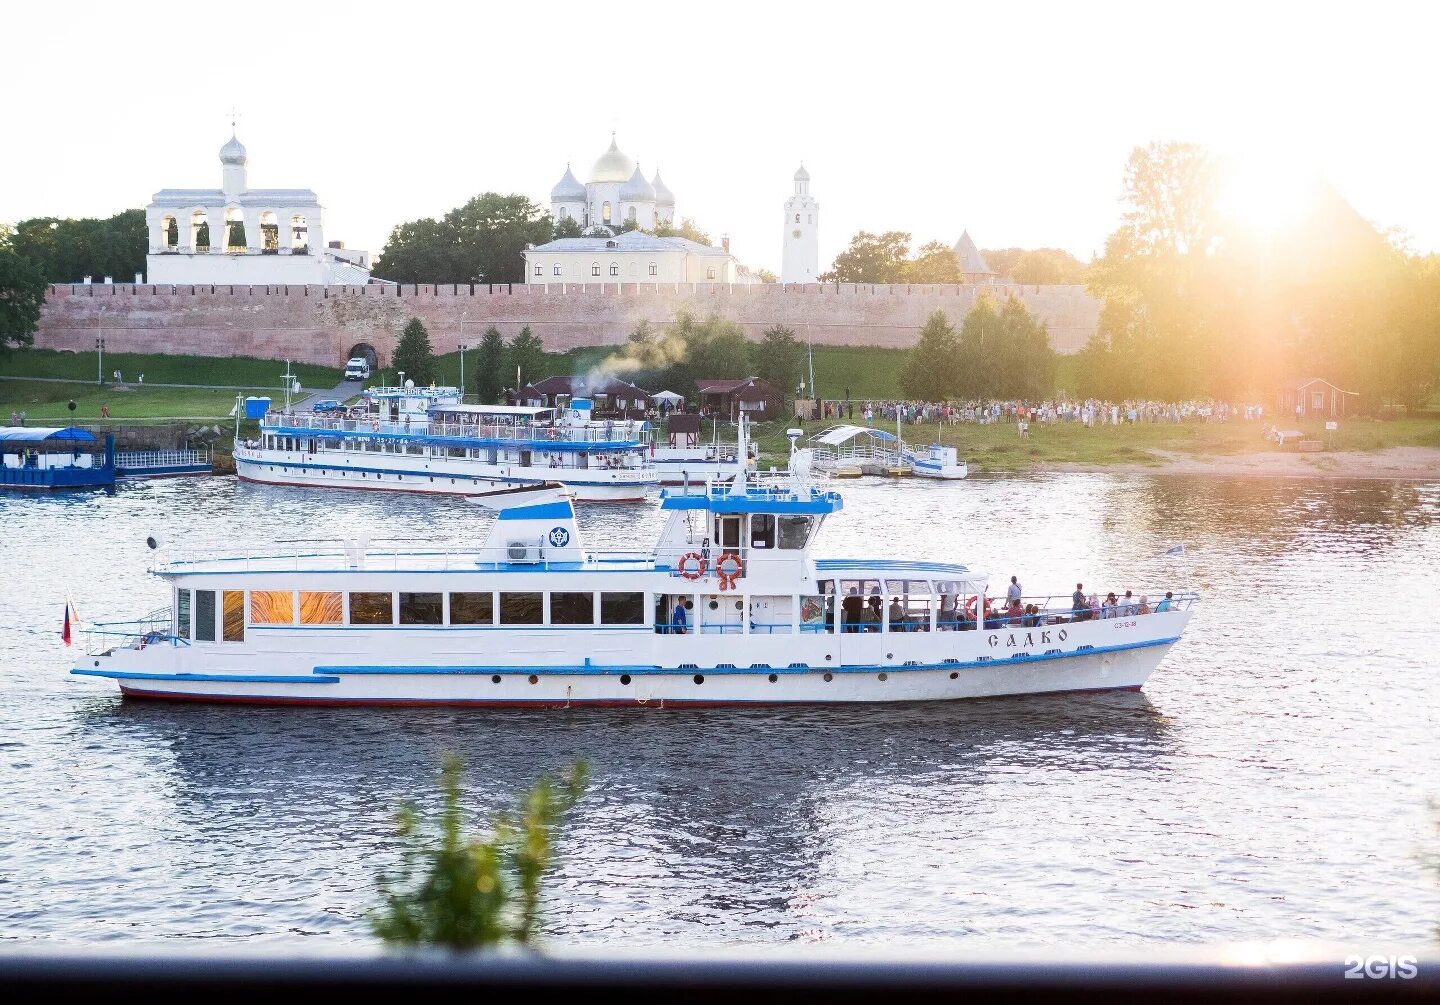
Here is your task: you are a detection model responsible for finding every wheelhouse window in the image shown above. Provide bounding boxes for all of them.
[449,592,493,625]
[349,592,394,625]
[194,590,216,642]
[176,588,191,639]
[499,592,542,625]
[250,590,294,625]
[600,592,646,625]
[750,514,775,549]
[778,515,812,550]
[222,590,246,642]
[399,592,443,625]
[549,592,594,625]
[300,591,343,625]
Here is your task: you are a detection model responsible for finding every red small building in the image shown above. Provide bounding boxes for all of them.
[518,375,652,417]
[1278,377,1356,420]
[695,377,782,420]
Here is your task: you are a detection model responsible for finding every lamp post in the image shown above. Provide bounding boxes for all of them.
[96,306,106,386]
[458,342,470,403]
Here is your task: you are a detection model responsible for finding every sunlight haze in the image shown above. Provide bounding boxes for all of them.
[2,0,1435,272]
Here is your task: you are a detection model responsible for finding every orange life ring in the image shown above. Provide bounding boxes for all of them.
[965,596,990,620]
[678,552,707,580]
[716,551,744,591]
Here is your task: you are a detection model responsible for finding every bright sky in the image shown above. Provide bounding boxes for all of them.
[3,0,1436,273]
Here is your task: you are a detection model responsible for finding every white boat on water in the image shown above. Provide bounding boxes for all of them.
[906,443,969,480]
[74,428,1197,707]
[234,385,657,502]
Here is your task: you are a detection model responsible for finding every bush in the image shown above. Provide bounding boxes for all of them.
[370,755,587,949]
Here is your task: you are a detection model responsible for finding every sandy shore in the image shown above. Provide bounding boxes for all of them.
[1048,446,1440,480]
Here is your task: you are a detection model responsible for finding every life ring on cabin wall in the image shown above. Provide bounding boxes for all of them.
[678,552,708,580]
[964,596,991,620]
[716,552,744,592]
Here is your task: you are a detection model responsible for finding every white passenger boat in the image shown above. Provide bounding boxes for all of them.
[74,431,1197,707]
[905,443,969,480]
[234,385,657,502]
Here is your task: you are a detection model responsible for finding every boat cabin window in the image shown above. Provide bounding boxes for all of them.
[800,592,829,633]
[222,591,246,642]
[750,514,775,549]
[349,592,394,625]
[400,592,443,625]
[839,579,883,632]
[778,516,812,550]
[549,592,594,626]
[886,579,933,632]
[448,592,493,625]
[601,592,646,625]
[251,590,295,625]
[176,589,191,640]
[194,590,216,642]
[499,592,542,625]
[300,591,343,625]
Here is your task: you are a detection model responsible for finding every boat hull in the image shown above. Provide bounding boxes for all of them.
[81,631,1183,707]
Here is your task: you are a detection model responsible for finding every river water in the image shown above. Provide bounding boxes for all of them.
[1,474,1437,949]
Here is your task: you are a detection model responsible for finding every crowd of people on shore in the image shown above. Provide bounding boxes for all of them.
[813,398,1265,427]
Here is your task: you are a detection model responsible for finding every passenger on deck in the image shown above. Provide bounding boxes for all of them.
[1156,591,1174,612]
[888,597,907,631]
[867,589,883,631]
[1120,590,1136,616]
[1007,576,1022,605]
[1088,593,1101,620]
[938,589,957,630]
[671,598,691,635]
[1072,583,1087,622]
[1005,598,1024,625]
[1101,592,1118,618]
[1138,596,1152,615]
[842,588,863,633]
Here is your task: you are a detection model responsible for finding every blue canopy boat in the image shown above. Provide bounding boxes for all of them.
[0,427,116,489]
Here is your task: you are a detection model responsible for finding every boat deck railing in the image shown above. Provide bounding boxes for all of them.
[83,605,181,656]
[826,590,1201,634]
[264,411,649,446]
[116,448,210,469]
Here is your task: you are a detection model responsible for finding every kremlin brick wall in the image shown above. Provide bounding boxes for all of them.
[34,282,1100,368]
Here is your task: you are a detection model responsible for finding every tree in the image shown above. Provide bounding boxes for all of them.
[10,210,146,284]
[906,240,963,284]
[820,231,911,283]
[0,251,47,354]
[474,326,507,404]
[376,194,553,285]
[651,218,712,245]
[227,220,246,250]
[982,247,1089,285]
[753,268,778,284]
[392,318,435,386]
[370,754,586,949]
[508,326,546,388]
[900,310,961,400]
[551,216,584,240]
[753,325,806,394]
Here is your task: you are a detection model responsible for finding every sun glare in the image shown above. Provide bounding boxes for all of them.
[1217,155,1318,239]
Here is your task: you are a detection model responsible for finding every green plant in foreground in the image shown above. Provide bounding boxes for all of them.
[370,755,587,949]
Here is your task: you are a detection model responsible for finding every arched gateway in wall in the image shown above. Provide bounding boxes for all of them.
[347,343,378,369]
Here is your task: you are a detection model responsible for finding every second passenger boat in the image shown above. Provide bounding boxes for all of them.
[234,383,658,502]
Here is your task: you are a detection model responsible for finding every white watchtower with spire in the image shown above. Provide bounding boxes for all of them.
[781,165,819,284]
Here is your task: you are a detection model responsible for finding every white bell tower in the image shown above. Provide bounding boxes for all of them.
[781,165,819,284]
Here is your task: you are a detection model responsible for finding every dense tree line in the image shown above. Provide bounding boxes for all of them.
[376,194,556,285]
[899,302,1057,401]
[7,210,146,284]
[1078,142,1440,408]
[981,247,1088,285]
[590,315,804,399]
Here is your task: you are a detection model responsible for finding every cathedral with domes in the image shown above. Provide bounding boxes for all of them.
[549,135,675,233]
